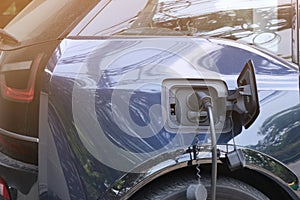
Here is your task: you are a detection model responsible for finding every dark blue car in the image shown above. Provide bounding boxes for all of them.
[0,0,299,199]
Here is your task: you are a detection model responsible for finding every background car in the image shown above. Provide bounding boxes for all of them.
[0,0,299,199]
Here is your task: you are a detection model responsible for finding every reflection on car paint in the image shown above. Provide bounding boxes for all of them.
[42,36,299,199]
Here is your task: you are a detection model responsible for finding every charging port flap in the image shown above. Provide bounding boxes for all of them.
[229,60,260,129]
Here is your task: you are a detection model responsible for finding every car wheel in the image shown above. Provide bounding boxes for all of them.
[130,174,269,200]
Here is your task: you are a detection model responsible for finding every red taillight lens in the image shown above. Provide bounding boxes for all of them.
[0,178,10,200]
[1,84,34,102]
[0,54,42,103]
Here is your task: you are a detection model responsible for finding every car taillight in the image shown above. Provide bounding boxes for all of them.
[0,177,10,200]
[1,83,35,102]
[0,54,42,103]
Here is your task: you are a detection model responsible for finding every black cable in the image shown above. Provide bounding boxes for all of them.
[196,91,217,200]
[230,116,237,150]
[207,105,217,200]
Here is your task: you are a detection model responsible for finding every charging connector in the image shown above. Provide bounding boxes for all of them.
[195,91,212,109]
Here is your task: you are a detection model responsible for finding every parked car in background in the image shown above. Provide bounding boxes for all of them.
[0,0,299,199]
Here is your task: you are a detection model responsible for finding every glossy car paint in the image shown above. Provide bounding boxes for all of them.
[0,1,101,199]
[0,0,101,165]
[39,36,300,199]
[0,0,299,199]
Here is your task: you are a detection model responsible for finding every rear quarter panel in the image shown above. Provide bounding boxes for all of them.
[39,37,300,199]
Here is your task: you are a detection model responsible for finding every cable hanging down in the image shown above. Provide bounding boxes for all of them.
[197,91,217,200]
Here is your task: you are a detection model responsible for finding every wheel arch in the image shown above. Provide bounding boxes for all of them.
[216,164,299,200]
[122,163,299,200]
[109,147,299,199]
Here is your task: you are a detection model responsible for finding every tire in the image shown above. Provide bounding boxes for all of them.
[130,173,269,200]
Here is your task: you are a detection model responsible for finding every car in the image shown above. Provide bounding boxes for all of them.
[0,0,299,199]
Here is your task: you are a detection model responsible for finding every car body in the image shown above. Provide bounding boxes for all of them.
[0,0,300,199]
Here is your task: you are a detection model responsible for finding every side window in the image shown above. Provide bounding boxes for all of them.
[76,0,148,36]
[78,0,291,61]
[151,1,292,60]
[0,0,31,28]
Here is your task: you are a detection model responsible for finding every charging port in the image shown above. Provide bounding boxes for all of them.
[162,79,230,134]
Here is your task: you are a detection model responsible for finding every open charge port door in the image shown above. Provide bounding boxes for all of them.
[162,60,260,135]
[162,79,231,134]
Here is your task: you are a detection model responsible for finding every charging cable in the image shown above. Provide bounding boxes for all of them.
[196,92,217,200]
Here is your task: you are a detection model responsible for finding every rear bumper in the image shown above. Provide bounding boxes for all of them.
[0,150,37,195]
[0,128,38,164]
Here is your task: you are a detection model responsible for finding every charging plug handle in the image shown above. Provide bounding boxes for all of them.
[195,91,212,108]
